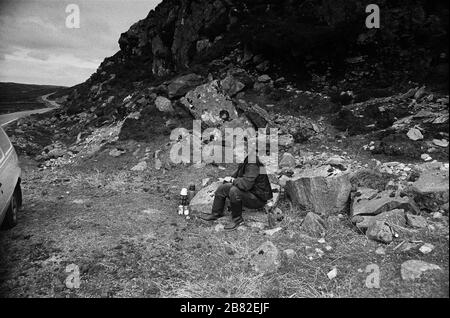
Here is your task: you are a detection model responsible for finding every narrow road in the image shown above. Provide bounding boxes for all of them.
[0,92,60,127]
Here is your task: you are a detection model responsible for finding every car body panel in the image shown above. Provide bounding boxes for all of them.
[0,127,21,225]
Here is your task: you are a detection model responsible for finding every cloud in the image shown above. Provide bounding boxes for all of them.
[0,0,161,86]
[27,51,50,61]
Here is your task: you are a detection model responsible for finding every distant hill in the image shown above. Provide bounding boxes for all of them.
[0,82,67,115]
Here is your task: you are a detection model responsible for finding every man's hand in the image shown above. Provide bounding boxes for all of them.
[223,176,234,183]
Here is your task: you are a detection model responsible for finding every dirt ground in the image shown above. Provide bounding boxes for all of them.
[0,130,448,298]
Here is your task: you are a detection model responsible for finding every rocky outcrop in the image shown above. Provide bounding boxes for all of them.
[118,0,230,76]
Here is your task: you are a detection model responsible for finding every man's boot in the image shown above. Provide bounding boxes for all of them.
[224,201,244,230]
[199,195,225,221]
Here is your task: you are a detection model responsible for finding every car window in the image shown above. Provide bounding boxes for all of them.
[0,128,12,154]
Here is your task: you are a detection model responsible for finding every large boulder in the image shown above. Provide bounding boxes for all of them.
[285,165,352,215]
[351,188,420,218]
[167,73,203,98]
[410,162,449,212]
[181,80,239,127]
[189,181,222,214]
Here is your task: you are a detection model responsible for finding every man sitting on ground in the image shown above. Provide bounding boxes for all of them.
[200,152,273,230]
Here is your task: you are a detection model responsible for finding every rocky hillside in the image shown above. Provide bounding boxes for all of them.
[1,0,449,298]
[7,0,448,163]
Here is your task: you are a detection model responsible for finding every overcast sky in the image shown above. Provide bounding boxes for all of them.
[0,0,161,87]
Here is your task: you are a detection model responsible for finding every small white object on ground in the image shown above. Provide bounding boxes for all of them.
[419,243,435,254]
[327,268,338,280]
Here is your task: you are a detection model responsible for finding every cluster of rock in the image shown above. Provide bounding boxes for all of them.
[336,87,449,160]
[273,152,448,243]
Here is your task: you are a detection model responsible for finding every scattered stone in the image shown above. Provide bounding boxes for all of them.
[165,118,178,129]
[421,153,432,161]
[406,213,427,228]
[256,61,270,72]
[283,249,296,259]
[278,134,294,147]
[249,222,266,230]
[401,260,441,281]
[131,161,147,171]
[351,188,420,217]
[375,246,386,255]
[414,86,426,100]
[397,241,417,253]
[264,227,282,236]
[366,220,393,244]
[225,246,235,255]
[352,209,406,231]
[214,224,224,232]
[286,165,351,215]
[249,241,280,274]
[154,158,162,170]
[279,152,296,168]
[432,212,442,219]
[315,248,324,257]
[433,139,449,147]
[109,148,126,157]
[327,268,338,280]
[325,155,347,170]
[72,199,85,205]
[318,238,326,244]
[300,212,327,238]
[419,243,435,254]
[154,96,174,112]
[257,74,271,83]
[196,38,211,52]
[441,202,449,214]
[406,127,424,141]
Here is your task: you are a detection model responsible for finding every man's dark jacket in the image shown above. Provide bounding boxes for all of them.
[231,156,273,202]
